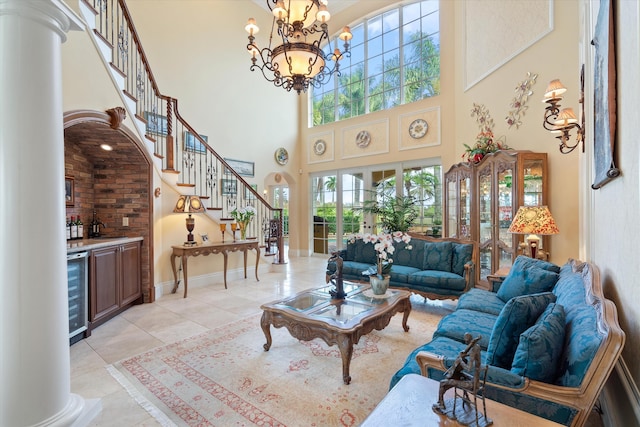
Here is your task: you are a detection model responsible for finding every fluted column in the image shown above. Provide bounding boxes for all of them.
[0,1,91,426]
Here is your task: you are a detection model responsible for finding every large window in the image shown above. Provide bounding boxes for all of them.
[311,161,442,254]
[312,1,440,126]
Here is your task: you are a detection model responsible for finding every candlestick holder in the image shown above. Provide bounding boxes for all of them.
[231,222,238,241]
[219,223,227,242]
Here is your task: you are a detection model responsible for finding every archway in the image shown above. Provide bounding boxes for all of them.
[63,108,155,302]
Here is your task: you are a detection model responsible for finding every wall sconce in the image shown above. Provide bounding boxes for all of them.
[173,195,205,245]
[542,65,585,154]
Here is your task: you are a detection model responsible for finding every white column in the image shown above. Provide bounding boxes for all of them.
[0,1,92,426]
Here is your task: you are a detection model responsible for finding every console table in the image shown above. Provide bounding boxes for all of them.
[171,240,260,298]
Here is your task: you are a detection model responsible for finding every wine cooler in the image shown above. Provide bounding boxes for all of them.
[67,251,89,345]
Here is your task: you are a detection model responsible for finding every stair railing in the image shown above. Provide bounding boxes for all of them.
[81,0,284,259]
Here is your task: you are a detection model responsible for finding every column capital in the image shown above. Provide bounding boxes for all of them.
[0,0,84,41]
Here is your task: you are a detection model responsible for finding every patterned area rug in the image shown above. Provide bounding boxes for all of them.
[108,305,446,426]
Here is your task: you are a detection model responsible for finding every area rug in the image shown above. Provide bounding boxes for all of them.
[108,306,446,426]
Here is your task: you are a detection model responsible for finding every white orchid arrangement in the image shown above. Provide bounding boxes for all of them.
[348,231,412,277]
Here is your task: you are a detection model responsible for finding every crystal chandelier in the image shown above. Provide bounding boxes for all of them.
[245,0,352,94]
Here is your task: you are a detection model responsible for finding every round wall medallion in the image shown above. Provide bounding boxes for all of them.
[409,118,429,139]
[313,139,326,155]
[355,130,371,148]
[275,147,288,165]
[274,173,282,183]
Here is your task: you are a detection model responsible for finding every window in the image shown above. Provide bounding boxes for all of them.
[310,161,442,254]
[311,1,440,126]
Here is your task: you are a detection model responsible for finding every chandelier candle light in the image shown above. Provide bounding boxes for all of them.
[245,0,352,94]
[508,206,559,260]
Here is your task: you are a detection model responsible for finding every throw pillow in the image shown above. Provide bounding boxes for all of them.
[511,303,566,382]
[511,255,561,273]
[485,292,557,369]
[451,243,474,277]
[423,241,453,272]
[497,265,559,302]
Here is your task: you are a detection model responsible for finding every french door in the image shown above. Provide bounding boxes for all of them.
[311,161,441,254]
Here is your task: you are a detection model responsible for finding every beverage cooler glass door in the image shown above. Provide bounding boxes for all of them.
[67,251,88,343]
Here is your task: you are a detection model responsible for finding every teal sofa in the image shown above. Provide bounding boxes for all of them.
[390,257,625,427]
[326,233,477,301]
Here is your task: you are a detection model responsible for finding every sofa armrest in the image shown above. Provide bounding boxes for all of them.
[463,261,475,290]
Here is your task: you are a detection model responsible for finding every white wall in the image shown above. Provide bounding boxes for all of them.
[584,0,640,424]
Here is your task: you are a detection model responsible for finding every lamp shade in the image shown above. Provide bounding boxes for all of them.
[173,195,205,214]
[508,206,559,235]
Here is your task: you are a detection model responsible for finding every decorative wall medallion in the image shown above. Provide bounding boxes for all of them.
[313,139,326,155]
[275,173,282,183]
[409,118,429,139]
[275,147,288,165]
[355,130,371,148]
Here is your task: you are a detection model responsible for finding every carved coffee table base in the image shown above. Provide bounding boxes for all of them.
[261,292,411,385]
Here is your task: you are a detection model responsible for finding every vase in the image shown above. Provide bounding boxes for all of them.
[369,275,390,295]
[239,222,247,240]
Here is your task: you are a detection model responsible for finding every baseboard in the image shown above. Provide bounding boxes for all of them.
[155,264,269,299]
[601,357,640,427]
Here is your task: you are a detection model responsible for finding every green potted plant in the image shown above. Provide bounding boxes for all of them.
[360,195,419,233]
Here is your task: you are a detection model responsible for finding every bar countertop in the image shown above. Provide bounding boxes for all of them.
[66,236,143,254]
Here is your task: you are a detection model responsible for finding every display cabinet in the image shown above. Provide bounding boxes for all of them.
[444,151,548,287]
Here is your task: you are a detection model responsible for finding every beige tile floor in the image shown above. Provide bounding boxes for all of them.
[72,255,377,426]
[70,254,603,427]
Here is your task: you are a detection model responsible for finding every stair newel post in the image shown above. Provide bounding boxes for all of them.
[165,98,175,171]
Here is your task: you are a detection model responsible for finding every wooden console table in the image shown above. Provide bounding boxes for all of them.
[171,240,260,298]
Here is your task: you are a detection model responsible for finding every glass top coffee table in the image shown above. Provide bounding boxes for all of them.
[260,282,412,384]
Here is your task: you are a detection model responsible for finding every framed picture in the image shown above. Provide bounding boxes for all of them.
[184,131,208,153]
[144,111,168,135]
[244,184,258,200]
[591,0,620,189]
[200,233,209,243]
[224,158,255,177]
[65,176,74,206]
[221,178,237,195]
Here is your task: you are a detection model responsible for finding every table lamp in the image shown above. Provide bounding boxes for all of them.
[173,195,205,245]
[508,205,559,259]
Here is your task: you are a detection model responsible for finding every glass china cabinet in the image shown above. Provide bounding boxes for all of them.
[444,151,548,287]
[444,162,473,240]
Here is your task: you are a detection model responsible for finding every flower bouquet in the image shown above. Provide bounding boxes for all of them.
[348,232,412,278]
[463,130,509,163]
[231,205,256,239]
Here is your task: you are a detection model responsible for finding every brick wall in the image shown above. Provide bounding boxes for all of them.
[65,141,152,303]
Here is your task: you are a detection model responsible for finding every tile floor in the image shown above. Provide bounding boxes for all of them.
[70,254,604,427]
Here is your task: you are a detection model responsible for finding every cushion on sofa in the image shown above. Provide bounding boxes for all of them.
[510,255,561,273]
[486,292,557,369]
[451,243,474,277]
[457,288,505,316]
[407,270,467,292]
[353,240,377,265]
[423,241,453,272]
[392,240,423,269]
[497,265,559,302]
[511,303,566,382]
[432,308,496,349]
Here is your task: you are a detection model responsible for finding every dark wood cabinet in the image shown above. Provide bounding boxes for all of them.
[89,240,141,328]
